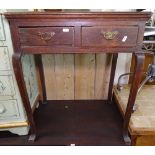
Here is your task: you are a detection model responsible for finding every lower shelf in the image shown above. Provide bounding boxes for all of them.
[0,100,125,145]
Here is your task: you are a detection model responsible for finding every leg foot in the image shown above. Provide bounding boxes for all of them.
[108,96,114,104]
[123,133,131,145]
[108,101,113,104]
[38,100,48,105]
[43,101,48,104]
[28,134,36,142]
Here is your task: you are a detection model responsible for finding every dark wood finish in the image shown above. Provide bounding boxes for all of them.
[108,53,118,103]
[131,135,137,146]
[82,26,139,47]
[12,52,37,141]
[34,55,47,104]
[123,53,145,145]
[20,46,140,54]
[4,11,151,20]
[19,27,74,46]
[44,9,62,12]
[5,11,151,144]
[0,100,125,146]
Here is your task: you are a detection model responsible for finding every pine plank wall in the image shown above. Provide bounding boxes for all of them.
[42,54,113,100]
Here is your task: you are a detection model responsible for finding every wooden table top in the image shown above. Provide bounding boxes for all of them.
[4,11,151,20]
[114,85,155,135]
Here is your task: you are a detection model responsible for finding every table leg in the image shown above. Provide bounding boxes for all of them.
[12,53,37,141]
[108,53,118,103]
[35,55,47,104]
[123,52,145,145]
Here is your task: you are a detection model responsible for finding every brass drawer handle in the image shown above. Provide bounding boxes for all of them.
[38,32,55,41]
[101,31,118,40]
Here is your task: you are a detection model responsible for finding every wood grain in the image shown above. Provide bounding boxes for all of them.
[95,54,112,100]
[134,135,155,146]
[43,54,112,100]
[114,84,155,135]
[43,54,74,100]
[42,55,57,99]
[82,26,139,47]
[6,11,151,142]
[75,54,95,99]
[42,54,112,100]
[19,27,74,46]
[55,54,74,99]
[103,54,113,99]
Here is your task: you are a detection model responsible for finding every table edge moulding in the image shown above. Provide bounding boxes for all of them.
[4,11,152,145]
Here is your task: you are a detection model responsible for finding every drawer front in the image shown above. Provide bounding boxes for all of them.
[0,15,5,41]
[0,47,11,71]
[82,26,139,47]
[0,100,19,119]
[19,27,74,46]
[0,75,15,96]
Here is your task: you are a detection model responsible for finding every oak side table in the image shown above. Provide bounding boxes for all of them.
[5,11,151,145]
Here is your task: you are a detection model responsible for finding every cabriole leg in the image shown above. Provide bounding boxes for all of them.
[123,53,145,145]
[12,53,37,142]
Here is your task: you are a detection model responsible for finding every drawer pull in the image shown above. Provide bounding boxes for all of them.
[101,31,118,40]
[38,32,55,41]
[0,105,5,114]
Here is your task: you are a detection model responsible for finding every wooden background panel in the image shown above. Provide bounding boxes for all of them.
[95,54,112,99]
[42,54,56,99]
[54,54,74,99]
[42,54,74,100]
[101,54,113,99]
[75,54,95,99]
[42,54,112,100]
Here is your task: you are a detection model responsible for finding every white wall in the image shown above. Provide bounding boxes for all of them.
[114,53,132,84]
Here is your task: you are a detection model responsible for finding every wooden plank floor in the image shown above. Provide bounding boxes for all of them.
[0,100,125,146]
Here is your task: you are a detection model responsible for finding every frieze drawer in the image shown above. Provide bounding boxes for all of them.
[19,27,74,47]
[0,75,15,96]
[82,26,139,47]
[0,100,19,119]
[0,47,11,71]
